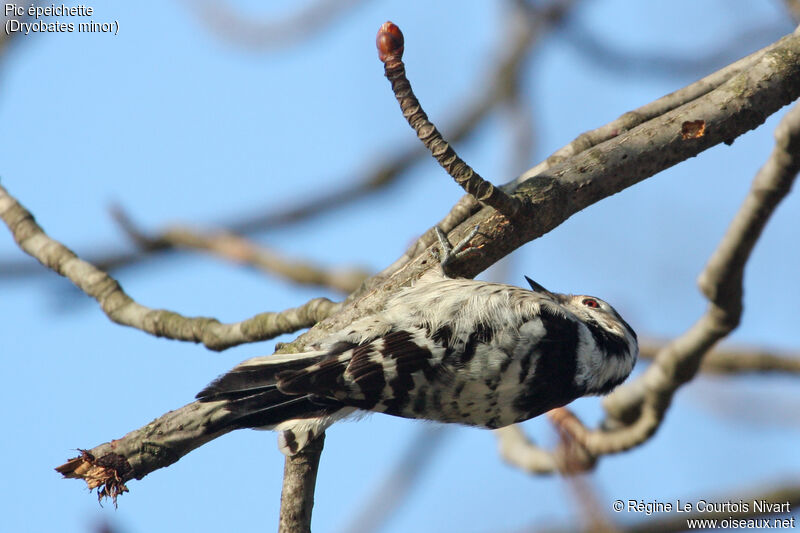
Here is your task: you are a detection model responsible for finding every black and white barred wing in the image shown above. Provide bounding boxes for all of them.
[196,327,449,453]
[279,329,450,410]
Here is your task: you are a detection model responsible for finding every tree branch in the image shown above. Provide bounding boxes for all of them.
[496,424,560,475]
[55,400,233,505]
[278,434,325,533]
[163,226,369,293]
[562,19,790,78]
[783,0,800,23]
[0,184,342,351]
[638,341,800,375]
[185,0,364,51]
[496,408,598,476]
[111,206,369,293]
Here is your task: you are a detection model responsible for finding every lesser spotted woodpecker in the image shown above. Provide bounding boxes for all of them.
[197,231,638,455]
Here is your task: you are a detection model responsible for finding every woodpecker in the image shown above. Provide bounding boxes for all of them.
[197,229,638,455]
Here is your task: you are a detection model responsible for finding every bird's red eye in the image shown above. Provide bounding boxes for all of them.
[582,298,600,309]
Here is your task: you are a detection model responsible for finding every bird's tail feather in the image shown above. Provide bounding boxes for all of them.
[196,351,346,454]
[196,352,327,402]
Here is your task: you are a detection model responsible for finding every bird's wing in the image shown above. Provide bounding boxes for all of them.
[277,328,449,410]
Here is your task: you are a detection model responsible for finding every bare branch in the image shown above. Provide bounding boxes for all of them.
[496,425,560,475]
[55,391,326,522]
[496,408,597,477]
[279,434,325,533]
[184,0,364,51]
[783,0,800,23]
[163,227,369,293]
[111,206,369,293]
[639,341,800,375]
[562,20,790,78]
[0,184,341,351]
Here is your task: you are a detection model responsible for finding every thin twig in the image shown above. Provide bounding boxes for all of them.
[562,20,789,78]
[111,206,369,293]
[384,30,800,282]
[185,0,364,50]
[377,21,523,219]
[638,341,800,375]
[162,226,369,293]
[496,425,560,475]
[783,0,800,23]
[231,0,569,237]
[0,184,342,351]
[496,408,597,477]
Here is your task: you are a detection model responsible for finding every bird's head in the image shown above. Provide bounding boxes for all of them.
[525,276,638,395]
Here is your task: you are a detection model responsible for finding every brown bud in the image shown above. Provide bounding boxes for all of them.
[376,21,404,62]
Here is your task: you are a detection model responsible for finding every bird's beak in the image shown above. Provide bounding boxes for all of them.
[524,276,553,296]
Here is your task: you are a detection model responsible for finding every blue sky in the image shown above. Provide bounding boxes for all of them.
[1,1,799,532]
